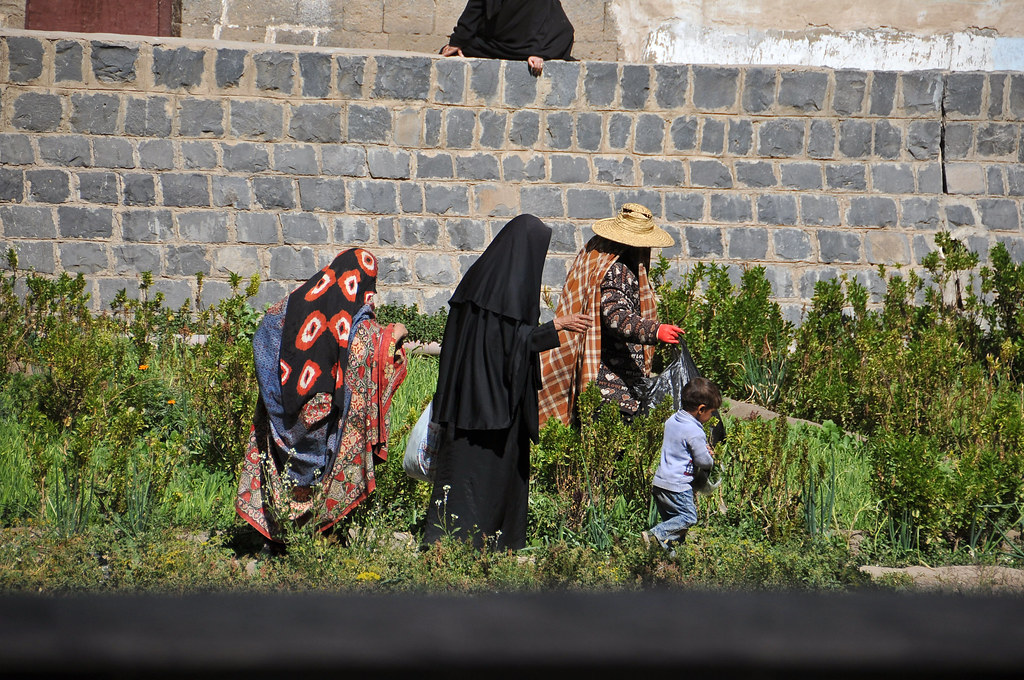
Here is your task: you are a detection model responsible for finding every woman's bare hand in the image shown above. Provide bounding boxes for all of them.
[440,45,464,57]
[527,55,544,76]
[553,313,592,333]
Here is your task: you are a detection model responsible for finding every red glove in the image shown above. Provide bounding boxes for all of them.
[656,324,683,344]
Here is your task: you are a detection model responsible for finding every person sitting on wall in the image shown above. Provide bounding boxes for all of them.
[439,0,575,76]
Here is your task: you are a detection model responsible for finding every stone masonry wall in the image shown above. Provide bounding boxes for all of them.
[1,28,1023,320]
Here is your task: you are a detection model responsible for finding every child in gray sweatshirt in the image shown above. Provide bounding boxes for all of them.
[645,377,722,550]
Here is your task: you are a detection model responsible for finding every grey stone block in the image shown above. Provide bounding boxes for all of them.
[254,51,295,92]
[988,166,1006,195]
[12,93,62,132]
[503,60,538,107]
[551,155,590,183]
[236,213,279,243]
[693,66,738,110]
[907,121,940,160]
[222,143,269,173]
[728,227,768,259]
[710,194,751,222]
[595,157,634,185]
[90,42,137,82]
[566,188,612,219]
[701,119,725,154]
[424,184,469,215]
[26,170,67,203]
[336,56,367,98]
[298,177,345,211]
[728,119,753,155]
[252,177,295,209]
[230,100,284,139]
[446,109,476,148]
[869,71,896,116]
[215,49,246,88]
[290,103,343,143]
[347,105,391,143]
[944,73,985,117]
[416,152,454,179]
[613,190,662,217]
[691,160,732,188]
[38,136,91,167]
[348,180,398,214]
[94,138,134,169]
[162,173,210,207]
[979,199,1021,230]
[1011,75,1024,120]
[1008,165,1024,196]
[378,217,397,246]
[763,266,794,298]
[544,112,573,150]
[1,205,55,237]
[446,218,487,250]
[78,172,118,204]
[873,121,902,159]
[0,134,34,165]
[779,70,828,111]
[976,124,1017,157]
[634,114,667,153]
[801,195,840,226]
[112,246,159,276]
[758,119,804,157]
[736,161,776,188]
[299,52,332,97]
[58,242,107,274]
[900,197,940,229]
[374,56,430,100]
[547,221,578,253]
[0,168,23,202]
[818,230,861,262]
[166,245,210,276]
[503,155,545,181]
[365,148,410,179]
[989,75,1007,118]
[541,257,567,288]
[70,93,120,135]
[825,164,866,191]
[55,40,84,82]
[400,183,422,213]
[774,228,811,260]
[901,71,942,115]
[424,109,442,147]
[871,163,915,194]
[918,159,945,195]
[833,70,866,115]
[799,267,840,298]
[667,116,696,152]
[415,254,458,286]
[608,113,632,149]
[684,226,722,257]
[273,144,317,175]
[211,246,260,278]
[584,62,618,107]
[945,203,975,226]
[322,145,366,176]
[509,111,540,147]
[334,216,372,244]
[780,163,821,190]
[480,110,507,148]
[666,193,704,222]
[377,255,411,284]
[640,159,684,186]
[281,213,327,243]
[621,65,650,110]
[743,68,776,113]
[180,140,218,170]
[123,174,155,206]
[269,247,316,280]
[943,122,973,159]
[470,59,500,101]
[848,196,897,227]
[545,61,581,107]
[434,59,466,105]
[519,186,564,217]
[153,47,204,89]
[211,176,251,208]
[125,96,172,137]
[757,195,798,225]
[399,217,440,247]
[808,120,836,159]
[456,153,500,181]
[654,64,688,108]
[838,120,872,158]
[177,210,229,242]
[57,205,112,238]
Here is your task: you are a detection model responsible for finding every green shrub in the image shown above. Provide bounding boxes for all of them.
[376,304,448,344]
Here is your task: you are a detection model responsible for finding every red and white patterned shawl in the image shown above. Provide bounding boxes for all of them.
[538,236,658,427]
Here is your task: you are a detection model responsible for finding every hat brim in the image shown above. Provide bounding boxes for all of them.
[593,218,675,248]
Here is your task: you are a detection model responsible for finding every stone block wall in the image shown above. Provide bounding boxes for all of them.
[1,29,1023,319]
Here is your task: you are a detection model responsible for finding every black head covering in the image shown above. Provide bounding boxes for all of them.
[449,0,574,61]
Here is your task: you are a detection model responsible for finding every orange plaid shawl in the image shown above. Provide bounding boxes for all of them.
[538,237,658,427]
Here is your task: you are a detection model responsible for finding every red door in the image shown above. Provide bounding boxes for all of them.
[25,0,175,37]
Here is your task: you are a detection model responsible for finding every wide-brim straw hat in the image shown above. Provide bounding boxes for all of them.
[592,203,674,248]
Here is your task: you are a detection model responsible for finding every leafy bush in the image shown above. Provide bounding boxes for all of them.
[377,304,448,344]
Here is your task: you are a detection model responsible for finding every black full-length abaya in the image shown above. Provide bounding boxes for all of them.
[424,214,560,550]
[448,0,574,62]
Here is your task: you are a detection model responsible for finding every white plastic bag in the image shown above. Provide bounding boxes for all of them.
[403,402,439,483]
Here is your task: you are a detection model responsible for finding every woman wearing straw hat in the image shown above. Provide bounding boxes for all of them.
[538,203,684,425]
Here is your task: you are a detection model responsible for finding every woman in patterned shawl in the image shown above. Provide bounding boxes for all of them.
[538,204,684,425]
[236,248,408,543]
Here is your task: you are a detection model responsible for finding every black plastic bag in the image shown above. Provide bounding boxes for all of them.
[640,341,726,449]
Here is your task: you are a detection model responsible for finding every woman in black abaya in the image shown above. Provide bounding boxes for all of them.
[423,214,590,550]
[440,0,574,76]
